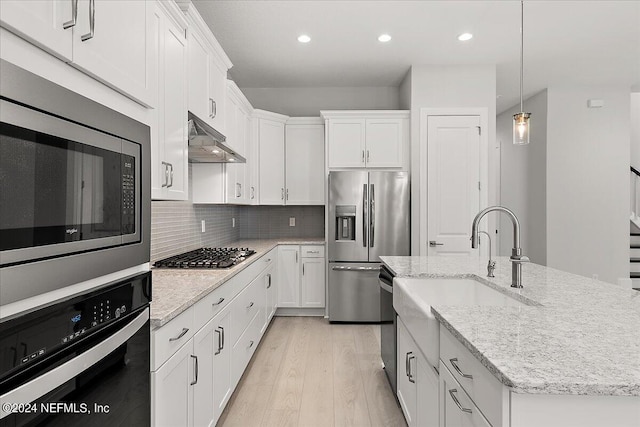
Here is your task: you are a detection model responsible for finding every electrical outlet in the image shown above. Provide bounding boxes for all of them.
[232,218,235,228]
[201,220,205,233]
[289,217,295,227]
[592,274,599,280]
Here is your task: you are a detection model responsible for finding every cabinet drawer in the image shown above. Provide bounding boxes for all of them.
[440,328,505,427]
[230,276,263,346]
[231,309,262,388]
[440,362,492,427]
[152,306,195,371]
[301,245,325,258]
[194,279,238,330]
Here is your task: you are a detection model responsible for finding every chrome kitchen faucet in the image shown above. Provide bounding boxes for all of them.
[471,206,529,288]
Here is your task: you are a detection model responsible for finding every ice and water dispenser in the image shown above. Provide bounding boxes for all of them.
[335,206,356,241]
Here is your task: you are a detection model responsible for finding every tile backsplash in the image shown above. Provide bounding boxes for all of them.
[239,205,325,239]
[151,202,241,262]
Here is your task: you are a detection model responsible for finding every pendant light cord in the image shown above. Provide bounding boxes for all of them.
[520,0,524,112]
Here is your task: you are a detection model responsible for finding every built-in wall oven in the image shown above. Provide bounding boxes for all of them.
[0,60,150,307]
[0,272,151,426]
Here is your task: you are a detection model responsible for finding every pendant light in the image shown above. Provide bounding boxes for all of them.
[513,0,531,145]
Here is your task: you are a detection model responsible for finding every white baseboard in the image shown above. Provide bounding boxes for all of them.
[275,307,325,317]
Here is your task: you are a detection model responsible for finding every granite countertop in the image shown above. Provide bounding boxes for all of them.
[381,256,640,396]
[151,238,324,328]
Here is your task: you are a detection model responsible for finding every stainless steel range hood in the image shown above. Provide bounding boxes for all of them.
[187,111,245,163]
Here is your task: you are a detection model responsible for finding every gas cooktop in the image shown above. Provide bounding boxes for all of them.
[153,247,256,269]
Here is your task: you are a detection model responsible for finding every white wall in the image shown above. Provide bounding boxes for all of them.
[632,93,640,169]
[399,68,412,110]
[239,86,400,116]
[546,86,630,284]
[407,65,498,255]
[497,90,548,264]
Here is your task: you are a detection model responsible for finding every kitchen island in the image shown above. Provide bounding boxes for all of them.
[381,255,640,427]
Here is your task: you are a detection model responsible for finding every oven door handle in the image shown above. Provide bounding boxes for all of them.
[0,307,149,420]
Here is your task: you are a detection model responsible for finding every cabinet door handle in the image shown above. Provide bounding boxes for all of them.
[214,329,222,355]
[168,163,174,188]
[247,301,254,309]
[220,326,225,350]
[211,100,217,118]
[367,150,370,162]
[295,251,298,263]
[449,358,473,379]
[63,0,78,29]
[236,183,241,198]
[408,353,416,383]
[281,188,284,200]
[212,297,225,307]
[248,340,254,349]
[168,328,189,342]
[302,264,305,275]
[80,0,95,41]
[161,162,168,187]
[266,273,272,288]
[449,389,472,414]
[251,186,255,199]
[190,355,198,385]
[362,150,365,163]
[239,183,242,197]
[286,188,289,201]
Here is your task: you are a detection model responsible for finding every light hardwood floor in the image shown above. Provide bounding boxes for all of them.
[218,316,407,427]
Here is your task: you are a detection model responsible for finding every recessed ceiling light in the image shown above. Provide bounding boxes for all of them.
[378,34,392,43]
[458,33,473,41]
[297,34,311,43]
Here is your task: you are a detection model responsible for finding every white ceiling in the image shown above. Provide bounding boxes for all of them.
[193,0,640,113]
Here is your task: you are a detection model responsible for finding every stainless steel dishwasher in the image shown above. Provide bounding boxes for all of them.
[379,265,396,395]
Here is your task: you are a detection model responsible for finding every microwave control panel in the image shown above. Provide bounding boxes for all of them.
[121,154,136,235]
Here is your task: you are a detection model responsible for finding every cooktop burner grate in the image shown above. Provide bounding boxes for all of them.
[153,247,256,269]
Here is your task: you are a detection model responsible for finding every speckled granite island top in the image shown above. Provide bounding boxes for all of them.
[151,238,324,328]
[380,256,640,396]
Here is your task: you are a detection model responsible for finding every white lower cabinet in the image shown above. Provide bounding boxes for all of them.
[277,245,325,308]
[397,317,438,427]
[152,250,277,426]
[439,363,491,427]
[152,340,194,427]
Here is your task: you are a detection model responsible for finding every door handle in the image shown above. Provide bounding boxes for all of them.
[80,0,95,42]
[190,355,198,385]
[281,188,284,200]
[362,184,368,248]
[214,329,222,355]
[161,162,168,187]
[449,389,472,414]
[251,186,255,199]
[63,0,78,29]
[168,163,174,188]
[212,297,225,307]
[449,358,473,379]
[429,241,444,247]
[266,273,272,288]
[408,353,416,383]
[370,184,375,247]
[331,266,379,271]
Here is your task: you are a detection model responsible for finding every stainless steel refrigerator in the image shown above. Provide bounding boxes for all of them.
[328,171,410,322]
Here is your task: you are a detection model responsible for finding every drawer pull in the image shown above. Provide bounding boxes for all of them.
[306,250,320,254]
[212,297,225,306]
[169,328,189,342]
[449,389,472,414]
[266,273,272,288]
[247,302,254,309]
[450,358,473,379]
[266,258,271,262]
[248,340,254,349]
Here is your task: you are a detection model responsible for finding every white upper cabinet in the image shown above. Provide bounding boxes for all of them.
[322,111,409,170]
[256,110,288,205]
[285,118,325,205]
[225,80,252,205]
[326,118,366,168]
[0,0,155,106]
[180,0,232,132]
[151,1,188,201]
[0,0,73,61]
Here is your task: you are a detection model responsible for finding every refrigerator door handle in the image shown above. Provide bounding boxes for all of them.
[362,184,368,248]
[370,184,375,247]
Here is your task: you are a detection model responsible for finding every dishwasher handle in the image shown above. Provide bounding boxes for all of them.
[378,265,395,287]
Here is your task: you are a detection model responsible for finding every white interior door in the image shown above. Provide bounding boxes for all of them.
[427,116,481,256]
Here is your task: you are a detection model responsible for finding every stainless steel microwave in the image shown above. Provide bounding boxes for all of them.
[0,60,150,307]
